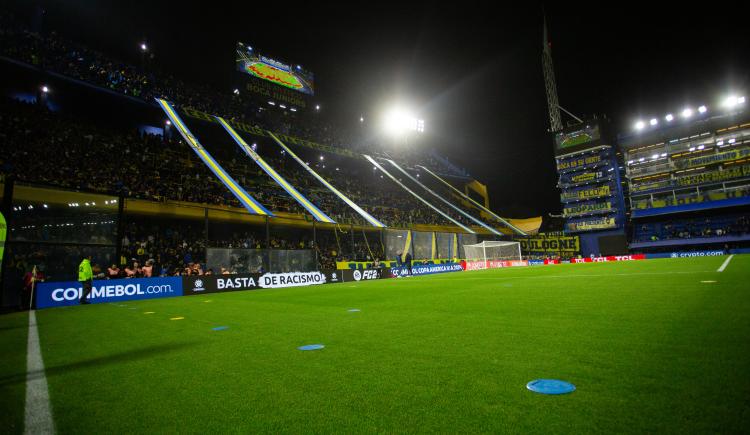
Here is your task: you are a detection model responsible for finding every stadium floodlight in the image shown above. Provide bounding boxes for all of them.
[315,104,320,111]
[290,108,297,112]
[41,85,49,93]
[140,43,148,51]
[697,145,705,150]
[722,95,745,109]
[660,153,667,157]
[729,138,736,144]
[279,104,287,109]
[268,101,276,106]
[319,155,324,161]
[651,153,659,159]
[665,113,674,122]
[698,105,707,113]
[649,118,658,126]
[233,88,240,95]
[165,120,171,126]
[682,108,693,118]
[638,157,645,162]
[360,116,364,122]
[383,107,422,135]
[689,147,696,151]
[627,160,634,164]
[634,120,645,130]
[717,140,724,146]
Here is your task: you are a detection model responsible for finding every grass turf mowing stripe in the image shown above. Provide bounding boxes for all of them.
[717,254,734,272]
[23,311,54,435]
[13,256,750,433]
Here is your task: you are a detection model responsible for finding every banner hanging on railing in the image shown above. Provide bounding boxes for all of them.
[365,155,475,233]
[215,116,334,223]
[416,165,525,235]
[267,131,385,228]
[386,159,502,236]
[156,99,272,216]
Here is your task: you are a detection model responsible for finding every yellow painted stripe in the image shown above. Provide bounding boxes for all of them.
[431,232,437,259]
[158,100,267,215]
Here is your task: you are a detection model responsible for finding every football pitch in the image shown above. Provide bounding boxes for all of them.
[1,256,749,433]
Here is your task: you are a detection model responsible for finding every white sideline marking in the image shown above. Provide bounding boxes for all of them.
[717,255,734,272]
[24,311,55,435]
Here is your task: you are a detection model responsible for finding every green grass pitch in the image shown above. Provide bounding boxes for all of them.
[1,256,749,433]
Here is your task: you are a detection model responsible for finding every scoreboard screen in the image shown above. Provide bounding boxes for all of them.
[236,42,314,95]
[554,123,601,155]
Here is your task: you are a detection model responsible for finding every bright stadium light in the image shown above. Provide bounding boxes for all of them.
[315,104,320,111]
[651,153,659,159]
[665,113,674,122]
[698,105,707,113]
[722,95,745,109]
[41,85,49,93]
[233,88,240,95]
[682,108,693,118]
[360,116,364,122]
[165,120,171,126]
[382,107,423,135]
[649,118,658,126]
[268,101,276,106]
[697,145,705,150]
[660,153,667,157]
[319,155,324,161]
[140,42,148,51]
[634,120,645,130]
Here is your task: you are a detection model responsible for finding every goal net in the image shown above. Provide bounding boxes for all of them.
[463,241,523,270]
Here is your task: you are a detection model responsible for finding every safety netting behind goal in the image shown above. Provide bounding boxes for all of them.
[462,241,526,270]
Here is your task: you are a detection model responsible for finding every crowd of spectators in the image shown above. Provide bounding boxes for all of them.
[634,214,750,243]
[0,97,477,230]
[0,10,467,177]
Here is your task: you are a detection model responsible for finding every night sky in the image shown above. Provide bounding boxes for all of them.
[6,1,750,217]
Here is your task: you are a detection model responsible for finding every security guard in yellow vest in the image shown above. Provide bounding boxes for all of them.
[78,254,94,304]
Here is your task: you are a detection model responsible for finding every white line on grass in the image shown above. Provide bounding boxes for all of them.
[24,310,55,435]
[717,255,734,272]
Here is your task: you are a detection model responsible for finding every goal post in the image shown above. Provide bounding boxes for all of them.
[463,240,524,270]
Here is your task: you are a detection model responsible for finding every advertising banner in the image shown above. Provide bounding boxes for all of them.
[676,147,750,169]
[561,185,611,201]
[183,270,342,295]
[463,260,529,271]
[518,235,580,253]
[567,217,617,232]
[676,164,750,186]
[556,154,603,171]
[341,269,385,282]
[571,254,645,263]
[389,262,464,277]
[563,201,613,217]
[36,277,183,309]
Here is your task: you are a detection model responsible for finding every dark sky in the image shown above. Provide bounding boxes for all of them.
[7,1,750,217]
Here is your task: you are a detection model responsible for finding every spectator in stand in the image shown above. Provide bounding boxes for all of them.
[107,264,120,279]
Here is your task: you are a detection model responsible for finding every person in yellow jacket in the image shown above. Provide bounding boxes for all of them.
[78,254,94,304]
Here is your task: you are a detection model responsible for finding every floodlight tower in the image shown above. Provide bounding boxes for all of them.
[542,16,563,133]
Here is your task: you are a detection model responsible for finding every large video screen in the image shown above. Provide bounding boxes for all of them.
[554,123,601,155]
[235,42,314,95]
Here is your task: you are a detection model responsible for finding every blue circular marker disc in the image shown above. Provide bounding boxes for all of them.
[298,344,325,351]
[526,379,576,395]
[348,309,361,312]
[212,326,229,331]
